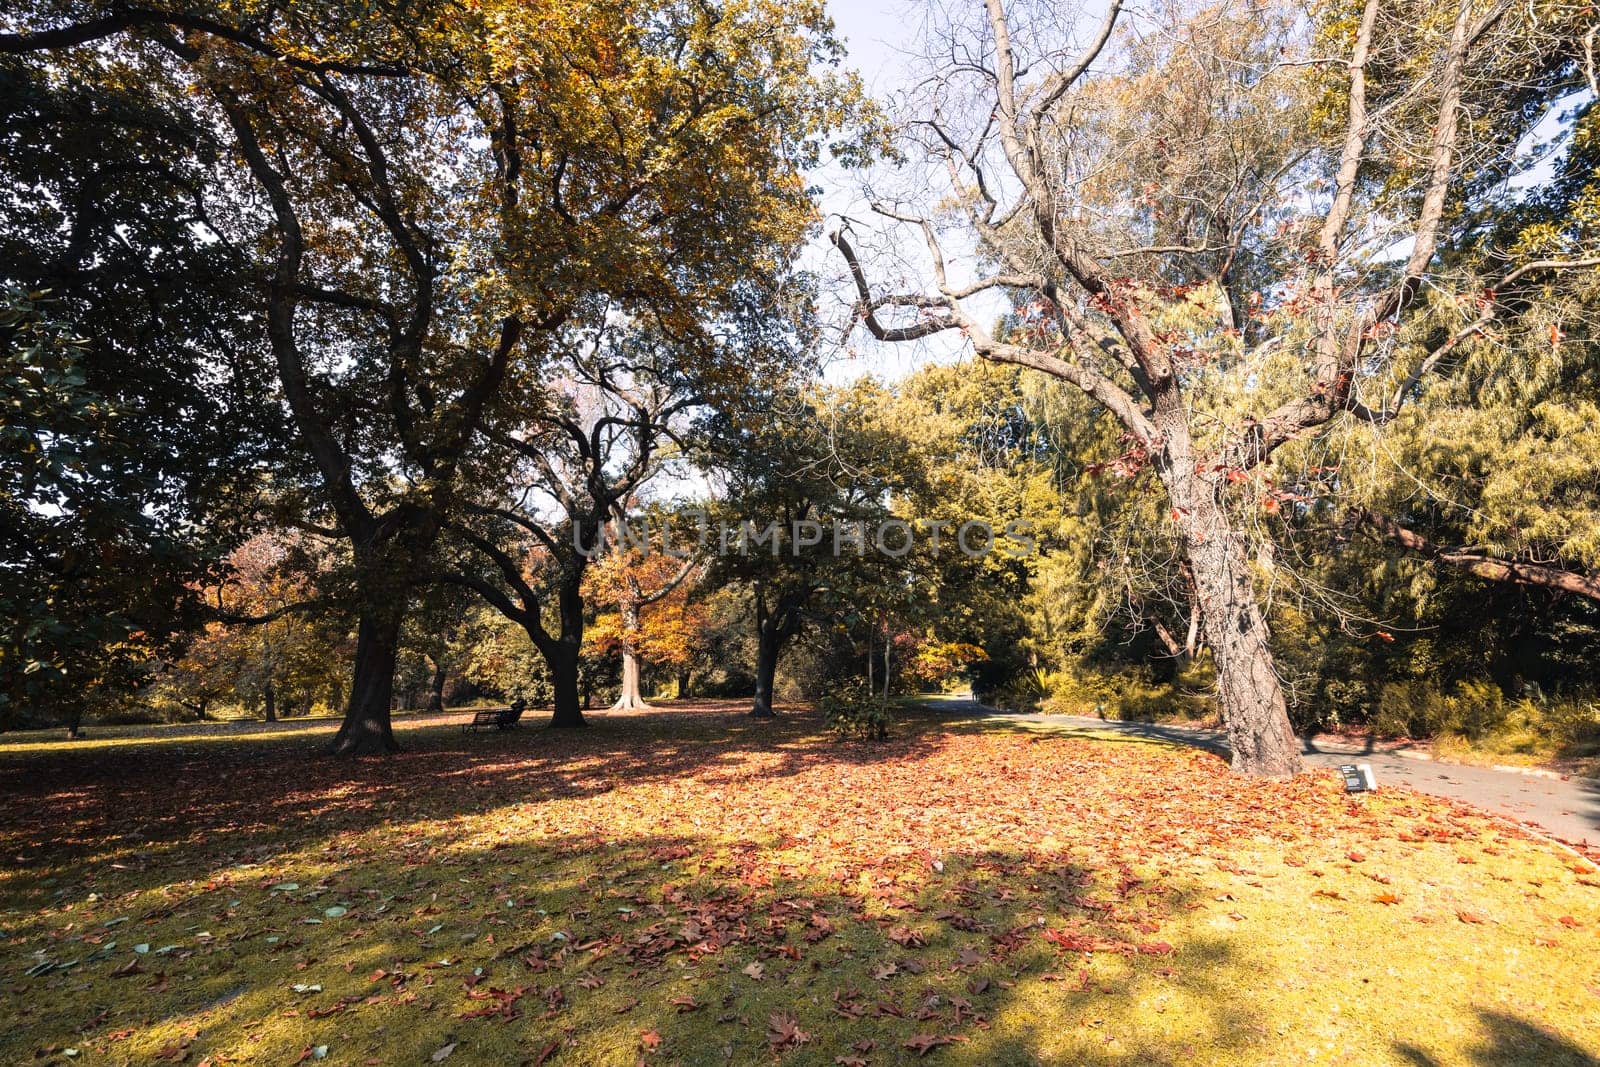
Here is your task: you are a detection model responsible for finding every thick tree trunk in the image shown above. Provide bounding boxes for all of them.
[329,608,402,755]
[610,601,650,711]
[1162,464,1302,777]
[426,659,446,713]
[676,667,692,699]
[548,646,586,727]
[263,684,277,723]
[548,577,588,727]
[751,622,780,718]
[611,647,649,710]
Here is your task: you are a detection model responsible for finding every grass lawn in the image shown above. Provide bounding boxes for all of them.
[1,702,1596,1066]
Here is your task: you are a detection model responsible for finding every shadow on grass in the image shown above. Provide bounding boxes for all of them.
[8,825,1267,1066]
[1395,1009,1600,1067]
[5,701,1597,1064]
[0,703,943,905]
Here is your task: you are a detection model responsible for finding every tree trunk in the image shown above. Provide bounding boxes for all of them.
[611,647,648,711]
[751,620,780,718]
[1161,463,1302,777]
[426,658,446,713]
[609,600,651,711]
[548,645,586,727]
[263,684,277,723]
[1183,576,1202,660]
[882,626,892,705]
[328,607,402,755]
[545,576,588,728]
[676,667,692,699]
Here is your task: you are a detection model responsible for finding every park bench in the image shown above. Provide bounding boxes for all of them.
[462,701,525,733]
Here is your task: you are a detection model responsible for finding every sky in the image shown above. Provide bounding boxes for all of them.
[825,0,924,98]
[810,0,971,384]
[811,0,1049,382]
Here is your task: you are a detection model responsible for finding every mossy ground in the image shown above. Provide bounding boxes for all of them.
[1,702,1596,1065]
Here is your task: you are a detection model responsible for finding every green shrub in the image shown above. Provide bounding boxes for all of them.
[1543,699,1600,747]
[1373,679,1513,740]
[1033,660,1213,722]
[1311,678,1374,731]
[1452,680,1510,740]
[820,684,890,741]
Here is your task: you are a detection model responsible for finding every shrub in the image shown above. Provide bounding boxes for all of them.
[819,684,890,741]
[1452,680,1510,740]
[1035,660,1213,722]
[1543,699,1600,747]
[1373,679,1513,740]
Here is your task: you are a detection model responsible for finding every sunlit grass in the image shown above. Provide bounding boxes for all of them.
[1,704,1596,1065]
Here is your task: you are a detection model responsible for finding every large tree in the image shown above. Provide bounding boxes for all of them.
[446,326,692,728]
[585,547,703,711]
[702,382,919,716]
[0,55,281,731]
[831,0,1596,775]
[5,0,867,751]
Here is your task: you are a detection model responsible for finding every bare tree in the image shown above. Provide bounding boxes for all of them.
[830,0,1597,775]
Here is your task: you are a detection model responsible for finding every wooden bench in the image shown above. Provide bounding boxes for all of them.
[462,703,525,733]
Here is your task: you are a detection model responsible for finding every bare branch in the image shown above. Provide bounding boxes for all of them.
[1032,0,1125,118]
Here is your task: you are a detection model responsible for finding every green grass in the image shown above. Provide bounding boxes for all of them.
[1,703,1596,1065]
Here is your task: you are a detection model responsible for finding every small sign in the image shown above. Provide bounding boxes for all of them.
[1339,763,1377,793]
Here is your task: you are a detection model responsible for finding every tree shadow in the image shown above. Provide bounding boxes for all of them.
[5,701,1598,1064]
[29,827,1269,1065]
[1394,1008,1600,1067]
[0,702,947,904]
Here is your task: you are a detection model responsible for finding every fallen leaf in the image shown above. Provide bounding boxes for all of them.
[766,1012,810,1049]
[904,1033,956,1056]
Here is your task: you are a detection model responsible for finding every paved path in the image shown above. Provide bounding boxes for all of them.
[917,695,1600,849]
